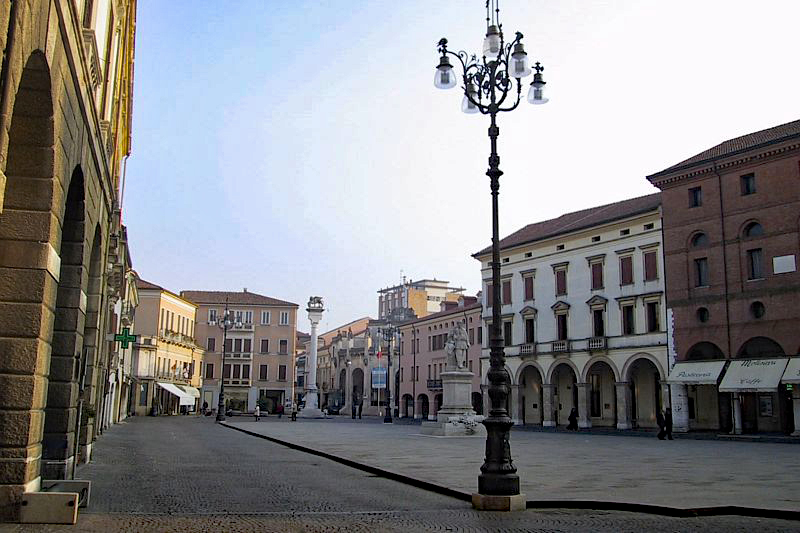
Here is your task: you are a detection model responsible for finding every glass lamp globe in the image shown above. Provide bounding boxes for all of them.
[483,25,501,58]
[461,83,479,114]
[528,72,549,105]
[510,43,531,78]
[434,56,457,89]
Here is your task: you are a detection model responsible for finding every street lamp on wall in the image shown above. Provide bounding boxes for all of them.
[434,0,548,507]
[216,300,242,422]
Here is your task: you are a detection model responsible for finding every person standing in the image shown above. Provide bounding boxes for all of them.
[665,407,674,440]
[276,403,284,419]
[254,404,261,422]
[567,407,578,431]
[656,409,666,439]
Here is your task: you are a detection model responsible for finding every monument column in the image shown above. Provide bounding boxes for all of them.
[299,297,324,418]
[615,382,631,430]
[577,383,592,429]
[542,384,555,427]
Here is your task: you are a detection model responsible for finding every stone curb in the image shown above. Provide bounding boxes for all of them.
[220,422,799,521]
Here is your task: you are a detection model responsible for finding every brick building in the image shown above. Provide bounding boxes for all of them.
[648,119,800,435]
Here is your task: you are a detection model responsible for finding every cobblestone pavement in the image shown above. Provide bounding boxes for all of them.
[2,416,797,532]
[227,416,800,511]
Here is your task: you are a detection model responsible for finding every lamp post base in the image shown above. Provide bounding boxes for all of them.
[471,492,526,512]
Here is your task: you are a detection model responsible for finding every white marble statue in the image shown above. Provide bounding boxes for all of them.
[445,321,469,371]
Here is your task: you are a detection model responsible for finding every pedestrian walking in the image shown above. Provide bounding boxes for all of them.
[291,404,298,421]
[277,403,284,419]
[567,407,578,431]
[201,401,208,415]
[656,409,666,439]
[254,405,261,422]
[665,407,674,440]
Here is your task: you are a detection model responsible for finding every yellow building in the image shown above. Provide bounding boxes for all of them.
[132,277,204,416]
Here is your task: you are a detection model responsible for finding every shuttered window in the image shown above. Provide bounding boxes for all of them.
[486,283,494,307]
[502,280,512,305]
[555,270,567,295]
[591,263,603,290]
[644,251,657,281]
[620,256,633,285]
[524,276,534,300]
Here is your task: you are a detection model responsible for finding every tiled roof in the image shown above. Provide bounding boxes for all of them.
[474,193,661,257]
[648,119,800,178]
[135,277,164,291]
[180,290,298,307]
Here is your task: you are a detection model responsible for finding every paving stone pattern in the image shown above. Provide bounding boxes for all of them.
[1,416,797,532]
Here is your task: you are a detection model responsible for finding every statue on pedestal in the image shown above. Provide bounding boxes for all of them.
[445,321,469,371]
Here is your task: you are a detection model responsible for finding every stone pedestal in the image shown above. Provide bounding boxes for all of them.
[421,371,486,436]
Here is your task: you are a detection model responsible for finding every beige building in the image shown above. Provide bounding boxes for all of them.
[182,290,298,414]
[378,278,465,320]
[131,277,204,416]
[0,0,138,521]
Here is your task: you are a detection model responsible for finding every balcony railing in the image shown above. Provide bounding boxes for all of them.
[520,343,536,355]
[588,336,607,351]
[225,352,252,360]
[552,340,570,353]
[234,322,254,331]
[223,378,251,386]
[427,379,442,390]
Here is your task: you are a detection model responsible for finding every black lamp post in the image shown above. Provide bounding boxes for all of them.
[434,0,548,502]
[216,301,241,422]
[380,325,395,423]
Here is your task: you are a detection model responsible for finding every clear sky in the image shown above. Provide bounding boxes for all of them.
[124,0,800,333]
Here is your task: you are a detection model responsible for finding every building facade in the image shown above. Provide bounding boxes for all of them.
[378,278,465,320]
[397,298,483,420]
[0,0,137,521]
[131,277,203,416]
[648,119,800,435]
[474,194,669,429]
[182,290,298,414]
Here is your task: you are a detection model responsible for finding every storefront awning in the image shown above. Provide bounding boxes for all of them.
[157,382,195,406]
[667,361,726,384]
[780,358,800,384]
[718,358,789,392]
[178,385,201,398]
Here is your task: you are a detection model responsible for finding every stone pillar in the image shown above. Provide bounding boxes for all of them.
[731,392,742,435]
[299,297,324,418]
[509,384,521,424]
[615,382,631,430]
[670,384,690,433]
[542,384,556,427]
[577,383,592,429]
[791,389,800,437]
[345,362,353,416]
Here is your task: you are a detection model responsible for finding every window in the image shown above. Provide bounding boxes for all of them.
[427,365,431,379]
[278,365,287,381]
[750,301,765,319]
[525,318,535,343]
[747,249,763,280]
[643,251,658,281]
[469,328,475,345]
[622,305,635,335]
[592,309,605,337]
[691,232,708,248]
[233,338,242,352]
[502,280,512,305]
[208,309,217,323]
[556,244,565,251]
[525,252,532,258]
[258,338,269,355]
[280,311,289,325]
[503,321,513,347]
[243,339,252,353]
[486,283,494,307]
[741,173,756,195]
[502,257,510,263]
[743,222,763,238]
[555,269,567,296]
[242,364,250,379]
[222,364,231,379]
[279,339,288,354]
[224,338,232,353]
[694,257,709,287]
[261,311,270,325]
[139,382,148,406]
[643,223,655,230]
[207,337,216,352]
[297,375,304,387]
[259,364,268,380]
[646,301,660,332]
[524,275,534,300]
[620,256,633,285]
[689,186,702,207]
[591,235,601,242]
[244,311,253,324]
[591,262,603,290]
[477,326,483,344]
[620,229,630,236]
[232,365,240,379]
[697,307,709,323]
[556,314,568,340]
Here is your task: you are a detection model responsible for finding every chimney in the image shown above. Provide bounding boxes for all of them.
[243,288,247,292]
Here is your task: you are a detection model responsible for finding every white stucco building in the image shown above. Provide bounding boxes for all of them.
[475,193,669,429]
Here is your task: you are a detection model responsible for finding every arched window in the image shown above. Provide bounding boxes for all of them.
[743,222,763,238]
[737,337,784,357]
[686,342,724,360]
[690,232,708,247]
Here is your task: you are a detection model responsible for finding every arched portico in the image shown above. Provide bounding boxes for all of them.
[549,362,578,427]
[584,359,617,427]
[625,355,665,429]
[517,363,544,425]
[402,394,414,418]
[417,394,429,420]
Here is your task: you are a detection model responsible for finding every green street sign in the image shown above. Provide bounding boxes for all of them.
[114,327,137,349]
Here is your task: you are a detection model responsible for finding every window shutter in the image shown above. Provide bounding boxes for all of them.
[644,251,657,281]
[620,256,633,285]
[556,270,566,295]
[502,280,512,305]
[524,276,534,300]
[487,283,494,307]
[591,263,603,290]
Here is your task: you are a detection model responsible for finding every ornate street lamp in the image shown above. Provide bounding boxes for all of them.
[380,325,396,423]
[216,300,241,422]
[434,0,548,509]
